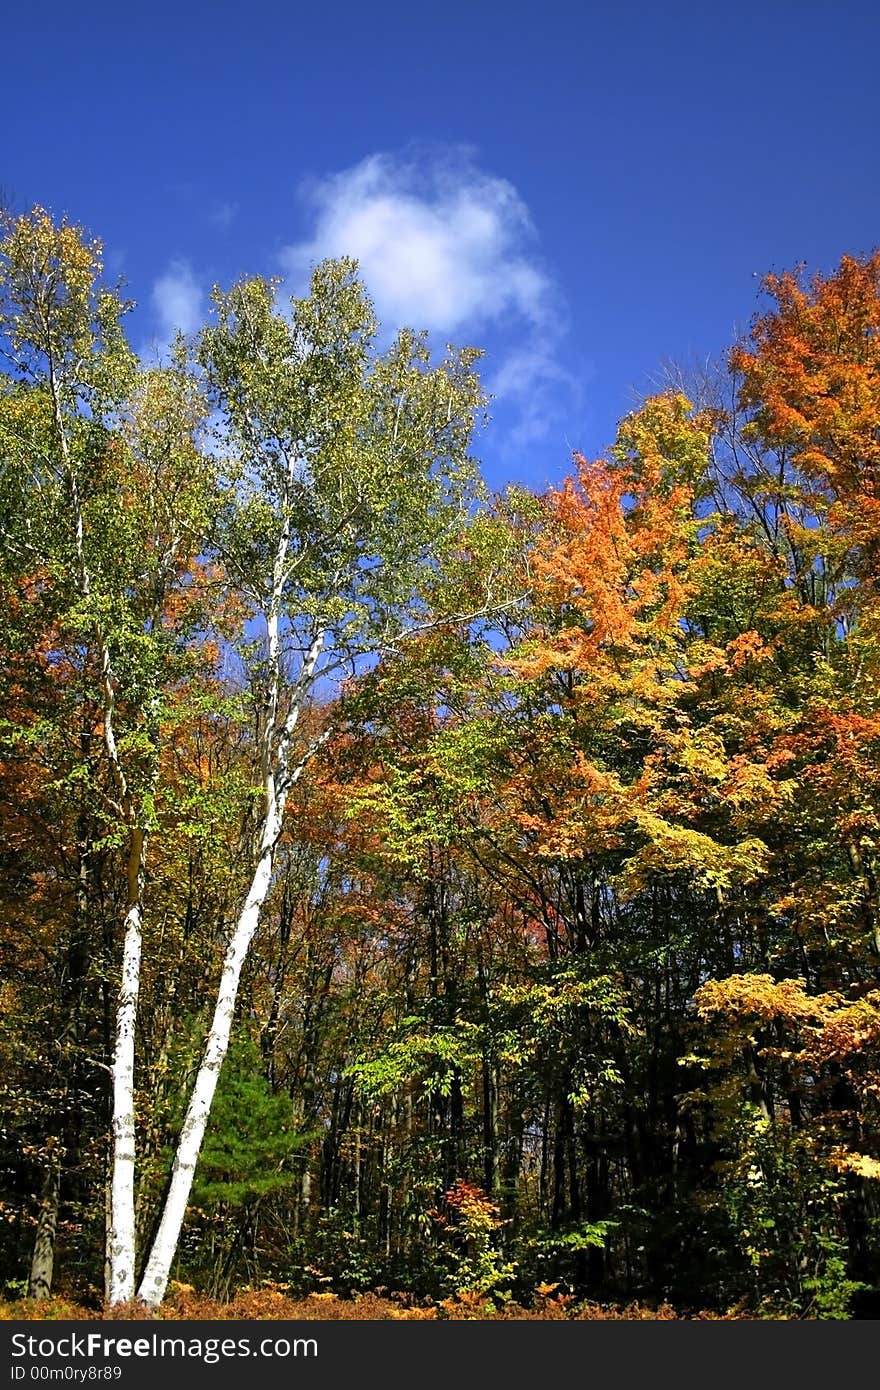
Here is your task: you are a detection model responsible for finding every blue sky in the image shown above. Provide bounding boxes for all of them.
[5,1,879,491]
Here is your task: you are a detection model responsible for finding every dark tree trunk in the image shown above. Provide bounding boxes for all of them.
[28,1157,61,1300]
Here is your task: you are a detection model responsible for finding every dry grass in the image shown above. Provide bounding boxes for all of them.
[0,1285,741,1320]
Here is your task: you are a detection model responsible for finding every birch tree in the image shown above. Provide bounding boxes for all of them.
[136,262,488,1305]
[0,209,217,1302]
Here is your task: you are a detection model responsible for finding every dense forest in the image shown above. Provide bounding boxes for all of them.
[1,207,879,1319]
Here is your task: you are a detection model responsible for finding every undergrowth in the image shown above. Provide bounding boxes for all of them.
[1,1284,749,1320]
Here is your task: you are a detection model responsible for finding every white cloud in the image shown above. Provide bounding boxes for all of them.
[151,260,204,340]
[280,151,573,444]
[492,346,578,450]
[282,153,559,335]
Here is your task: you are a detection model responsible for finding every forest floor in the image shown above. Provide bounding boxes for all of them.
[0,1288,740,1320]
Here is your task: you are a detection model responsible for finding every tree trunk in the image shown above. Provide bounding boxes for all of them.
[107,831,146,1305]
[137,830,277,1307]
[28,1156,61,1300]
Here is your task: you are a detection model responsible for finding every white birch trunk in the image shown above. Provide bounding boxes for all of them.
[107,827,146,1304]
[107,899,143,1303]
[137,815,279,1307]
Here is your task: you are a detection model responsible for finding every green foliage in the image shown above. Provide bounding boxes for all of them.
[200,261,487,656]
[515,1219,618,1295]
[302,1207,384,1295]
[347,1024,481,1102]
[707,1109,866,1319]
[188,1035,308,1209]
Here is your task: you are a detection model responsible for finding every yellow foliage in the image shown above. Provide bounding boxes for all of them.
[829,1149,880,1181]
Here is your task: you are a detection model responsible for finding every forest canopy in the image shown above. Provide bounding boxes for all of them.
[2,208,880,1319]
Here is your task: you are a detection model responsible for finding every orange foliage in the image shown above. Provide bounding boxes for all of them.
[732,251,880,578]
[0,1292,729,1320]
